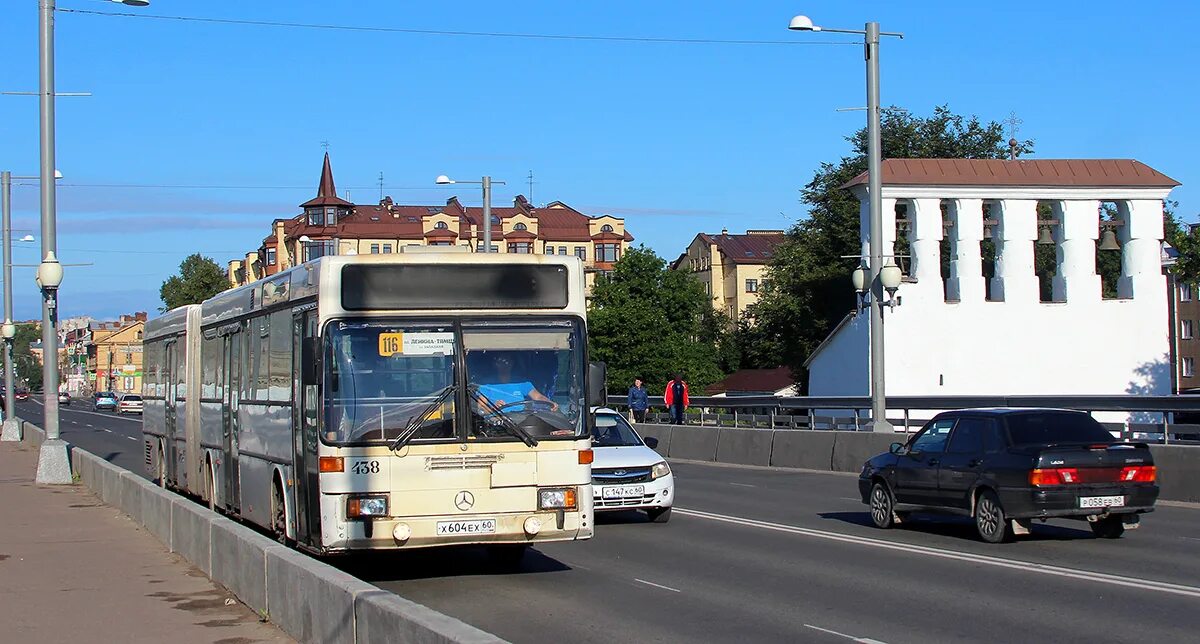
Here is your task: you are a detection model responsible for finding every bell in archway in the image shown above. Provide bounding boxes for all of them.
[1037,225,1054,245]
[1099,228,1120,251]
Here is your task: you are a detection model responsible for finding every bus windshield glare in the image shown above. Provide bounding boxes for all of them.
[323,319,586,444]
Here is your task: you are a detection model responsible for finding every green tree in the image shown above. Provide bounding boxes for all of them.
[159,253,228,311]
[748,105,1033,384]
[588,247,725,395]
[12,322,43,390]
[1164,201,1200,284]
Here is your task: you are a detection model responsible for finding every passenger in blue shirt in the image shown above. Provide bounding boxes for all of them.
[627,378,649,423]
[471,353,558,414]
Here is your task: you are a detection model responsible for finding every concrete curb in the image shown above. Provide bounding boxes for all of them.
[14,418,508,644]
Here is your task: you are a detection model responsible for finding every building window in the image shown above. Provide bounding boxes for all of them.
[325,207,337,226]
[265,248,277,266]
[601,224,614,233]
[370,244,380,254]
[514,222,527,231]
[476,242,499,253]
[746,279,758,293]
[1182,283,1194,301]
[306,208,322,226]
[430,241,453,246]
[382,244,393,254]
[302,240,335,262]
[1184,320,1195,340]
[1185,357,1195,378]
[574,246,586,260]
[491,215,501,225]
[435,221,448,229]
[558,246,567,255]
[595,243,620,263]
[507,242,533,254]
[543,243,553,254]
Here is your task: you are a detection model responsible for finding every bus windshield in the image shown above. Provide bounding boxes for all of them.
[463,319,586,440]
[325,321,457,444]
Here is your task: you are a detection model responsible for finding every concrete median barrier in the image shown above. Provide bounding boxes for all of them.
[355,589,505,644]
[119,471,146,525]
[172,497,213,576]
[1149,445,1200,503]
[142,476,174,545]
[769,430,837,470]
[831,432,898,473]
[667,426,720,461]
[634,423,672,457]
[266,546,371,644]
[715,429,774,466]
[211,516,281,615]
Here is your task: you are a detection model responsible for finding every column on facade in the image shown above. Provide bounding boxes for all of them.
[859,195,898,270]
[945,199,985,302]
[1050,200,1101,303]
[1116,199,1166,300]
[990,199,1040,304]
[906,198,944,301]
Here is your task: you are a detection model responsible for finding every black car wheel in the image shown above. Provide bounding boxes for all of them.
[1090,516,1126,539]
[974,490,1013,543]
[869,481,896,529]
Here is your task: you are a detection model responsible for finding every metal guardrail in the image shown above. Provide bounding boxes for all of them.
[605,394,1200,443]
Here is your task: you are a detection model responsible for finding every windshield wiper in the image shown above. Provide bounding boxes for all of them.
[471,386,539,447]
[389,385,457,452]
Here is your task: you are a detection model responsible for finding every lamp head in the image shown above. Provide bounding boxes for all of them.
[53,170,63,179]
[851,265,867,293]
[298,235,312,243]
[37,251,64,290]
[114,0,151,6]
[435,175,455,185]
[880,262,903,292]
[1,320,15,340]
[788,15,819,31]
[19,234,34,242]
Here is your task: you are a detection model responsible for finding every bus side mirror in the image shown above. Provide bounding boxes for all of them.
[588,361,607,407]
[301,337,319,386]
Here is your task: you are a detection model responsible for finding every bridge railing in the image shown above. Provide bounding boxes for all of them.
[603,394,1200,444]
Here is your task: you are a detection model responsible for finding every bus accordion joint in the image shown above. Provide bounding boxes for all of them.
[319,456,344,473]
[578,449,594,465]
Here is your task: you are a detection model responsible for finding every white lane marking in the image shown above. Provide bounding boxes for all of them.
[676,507,1200,599]
[634,578,680,593]
[86,424,94,428]
[805,623,888,644]
[729,482,756,488]
[840,497,861,502]
[1182,537,1200,542]
[63,408,140,423]
[103,428,113,433]
[126,436,138,441]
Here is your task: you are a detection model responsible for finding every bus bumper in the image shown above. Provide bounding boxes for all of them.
[322,509,594,551]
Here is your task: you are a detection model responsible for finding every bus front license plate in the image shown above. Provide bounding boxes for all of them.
[602,485,644,499]
[436,519,497,536]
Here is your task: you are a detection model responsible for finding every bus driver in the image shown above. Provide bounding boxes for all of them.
[470,352,558,414]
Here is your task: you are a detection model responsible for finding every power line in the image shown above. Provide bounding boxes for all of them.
[58,8,858,46]
[10,182,440,190]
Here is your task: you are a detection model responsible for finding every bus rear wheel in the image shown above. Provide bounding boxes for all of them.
[271,480,288,544]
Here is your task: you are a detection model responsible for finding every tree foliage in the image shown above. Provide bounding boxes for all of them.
[588,247,725,395]
[1164,201,1200,284]
[746,106,1033,385]
[159,254,228,311]
[13,323,43,390]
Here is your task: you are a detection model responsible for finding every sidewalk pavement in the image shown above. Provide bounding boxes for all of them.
[0,441,292,644]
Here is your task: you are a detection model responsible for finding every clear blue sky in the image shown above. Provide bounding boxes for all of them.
[0,0,1195,321]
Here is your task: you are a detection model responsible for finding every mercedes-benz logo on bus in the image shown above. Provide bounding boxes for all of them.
[454,491,475,511]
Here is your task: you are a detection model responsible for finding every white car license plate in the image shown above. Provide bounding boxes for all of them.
[1079,495,1125,508]
[602,485,645,499]
[435,519,497,536]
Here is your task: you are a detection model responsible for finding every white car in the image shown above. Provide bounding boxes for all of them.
[590,408,674,522]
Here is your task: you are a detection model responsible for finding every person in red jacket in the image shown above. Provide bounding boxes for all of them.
[663,373,689,425]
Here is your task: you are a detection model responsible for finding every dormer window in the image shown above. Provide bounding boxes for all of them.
[435,221,448,229]
[325,207,337,226]
[514,222,527,231]
[601,224,614,233]
[490,215,501,225]
[306,208,322,226]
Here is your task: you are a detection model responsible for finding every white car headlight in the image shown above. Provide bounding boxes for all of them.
[651,461,671,480]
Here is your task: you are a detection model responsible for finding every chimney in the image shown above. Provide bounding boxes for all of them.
[721,227,729,235]
[381,195,393,206]
[135,312,147,322]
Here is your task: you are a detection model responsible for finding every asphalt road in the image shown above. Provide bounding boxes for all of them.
[19,397,1200,643]
[15,397,146,475]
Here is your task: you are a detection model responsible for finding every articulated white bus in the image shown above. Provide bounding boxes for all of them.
[143,251,600,558]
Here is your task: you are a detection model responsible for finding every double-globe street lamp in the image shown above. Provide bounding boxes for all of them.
[30,0,150,482]
[435,175,506,253]
[788,13,903,433]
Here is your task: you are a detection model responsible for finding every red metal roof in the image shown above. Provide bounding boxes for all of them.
[699,231,787,265]
[705,367,796,395]
[300,152,353,207]
[842,158,1180,189]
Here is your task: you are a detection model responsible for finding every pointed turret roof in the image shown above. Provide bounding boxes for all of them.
[300,152,353,208]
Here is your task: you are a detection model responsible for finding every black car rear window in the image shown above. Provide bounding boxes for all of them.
[1005,412,1114,445]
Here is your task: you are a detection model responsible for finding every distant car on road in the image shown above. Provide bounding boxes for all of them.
[93,391,119,412]
[117,394,143,415]
[57,391,70,405]
[859,408,1158,543]
[590,407,674,522]
[15,388,29,401]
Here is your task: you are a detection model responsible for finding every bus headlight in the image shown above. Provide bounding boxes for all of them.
[651,461,671,480]
[538,487,577,510]
[347,495,389,519]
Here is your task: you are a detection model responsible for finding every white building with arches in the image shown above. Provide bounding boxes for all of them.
[806,158,1181,413]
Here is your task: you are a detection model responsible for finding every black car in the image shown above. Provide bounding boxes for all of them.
[859,408,1158,543]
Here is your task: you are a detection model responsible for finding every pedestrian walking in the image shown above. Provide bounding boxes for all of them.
[627,378,649,423]
[663,373,689,425]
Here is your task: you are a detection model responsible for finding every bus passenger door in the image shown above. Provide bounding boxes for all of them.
[221,331,242,513]
[163,339,178,485]
[292,310,321,547]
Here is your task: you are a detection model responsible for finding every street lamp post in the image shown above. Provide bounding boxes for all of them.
[789,14,903,433]
[435,175,506,253]
[1,170,44,441]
